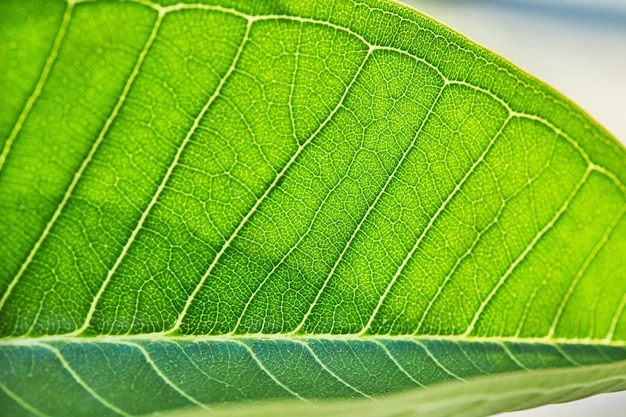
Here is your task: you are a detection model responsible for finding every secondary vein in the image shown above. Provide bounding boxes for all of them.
[0,1,74,173]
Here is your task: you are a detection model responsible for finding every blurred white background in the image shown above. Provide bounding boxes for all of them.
[398,0,626,415]
[402,0,626,142]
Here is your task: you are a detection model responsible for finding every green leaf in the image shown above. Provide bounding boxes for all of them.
[1,0,625,416]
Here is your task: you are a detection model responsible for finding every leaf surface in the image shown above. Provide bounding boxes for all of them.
[1,0,626,416]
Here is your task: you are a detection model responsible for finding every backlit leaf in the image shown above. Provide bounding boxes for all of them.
[1,0,625,416]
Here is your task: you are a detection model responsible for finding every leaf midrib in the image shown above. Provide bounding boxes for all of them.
[1,333,625,348]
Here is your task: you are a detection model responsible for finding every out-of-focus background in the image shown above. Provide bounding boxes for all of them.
[401,0,626,142]
[398,0,626,416]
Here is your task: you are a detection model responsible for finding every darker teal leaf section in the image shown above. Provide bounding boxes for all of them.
[1,339,625,416]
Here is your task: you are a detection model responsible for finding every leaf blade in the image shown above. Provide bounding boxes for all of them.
[1,0,626,415]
